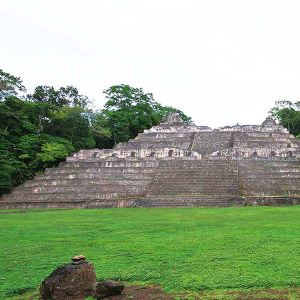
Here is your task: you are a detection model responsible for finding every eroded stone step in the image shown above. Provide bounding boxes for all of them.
[11,184,148,195]
[147,191,239,196]
[21,179,152,188]
[36,173,155,180]
[45,167,158,174]
[1,191,146,201]
[240,173,300,179]
[152,178,238,182]
[63,161,160,168]
[240,188,300,195]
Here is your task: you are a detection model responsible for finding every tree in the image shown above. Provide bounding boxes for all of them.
[0,69,26,100]
[27,85,97,151]
[269,100,300,136]
[35,142,69,168]
[0,96,38,193]
[103,84,156,110]
[102,84,192,145]
[27,85,90,108]
[0,76,97,194]
[89,111,112,149]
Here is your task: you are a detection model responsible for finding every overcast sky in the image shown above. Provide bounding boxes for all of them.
[1,0,300,128]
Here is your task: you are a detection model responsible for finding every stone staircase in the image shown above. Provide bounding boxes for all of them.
[141,160,242,207]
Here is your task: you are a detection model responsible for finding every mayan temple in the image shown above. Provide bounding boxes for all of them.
[1,113,300,209]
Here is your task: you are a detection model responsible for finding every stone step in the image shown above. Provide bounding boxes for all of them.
[11,184,148,195]
[240,184,300,192]
[238,161,300,167]
[155,168,238,173]
[138,138,192,143]
[239,164,300,170]
[147,190,239,195]
[139,132,193,137]
[244,196,300,206]
[137,196,243,207]
[159,160,236,165]
[20,178,152,188]
[62,161,160,168]
[240,188,300,196]
[0,200,135,210]
[149,185,239,189]
[1,191,145,201]
[155,169,237,174]
[240,178,300,184]
[144,196,239,200]
[238,169,300,174]
[148,185,239,191]
[115,141,190,149]
[45,167,158,175]
[241,173,300,178]
[143,203,229,207]
[234,136,292,141]
[36,172,154,180]
[152,176,238,181]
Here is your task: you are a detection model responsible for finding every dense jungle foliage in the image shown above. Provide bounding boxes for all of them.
[0,69,191,195]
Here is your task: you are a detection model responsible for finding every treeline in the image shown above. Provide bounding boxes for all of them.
[0,69,192,194]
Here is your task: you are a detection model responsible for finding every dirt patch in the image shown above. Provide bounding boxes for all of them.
[105,285,300,300]
[15,284,300,300]
[104,283,175,299]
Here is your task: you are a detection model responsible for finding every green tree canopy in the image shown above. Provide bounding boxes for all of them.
[102,84,192,146]
[269,100,300,136]
[27,85,90,108]
[0,69,26,100]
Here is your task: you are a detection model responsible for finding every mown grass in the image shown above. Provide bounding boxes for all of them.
[1,206,300,299]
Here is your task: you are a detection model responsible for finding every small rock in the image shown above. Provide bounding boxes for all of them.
[71,255,86,263]
[92,280,124,299]
[40,261,96,300]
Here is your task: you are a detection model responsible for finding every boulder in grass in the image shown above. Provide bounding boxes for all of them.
[40,259,96,300]
[92,280,125,299]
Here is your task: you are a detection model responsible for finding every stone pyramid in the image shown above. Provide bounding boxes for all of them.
[1,113,300,209]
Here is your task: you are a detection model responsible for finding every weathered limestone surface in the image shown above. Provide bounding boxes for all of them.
[2,113,300,208]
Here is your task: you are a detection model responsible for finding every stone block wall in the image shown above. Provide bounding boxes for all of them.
[192,132,233,155]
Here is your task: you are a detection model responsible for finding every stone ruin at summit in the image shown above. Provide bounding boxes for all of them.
[1,113,300,209]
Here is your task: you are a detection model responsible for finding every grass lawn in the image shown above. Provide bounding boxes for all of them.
[1,206,300,299]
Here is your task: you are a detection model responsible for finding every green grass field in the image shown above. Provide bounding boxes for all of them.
[1,206,300,299]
